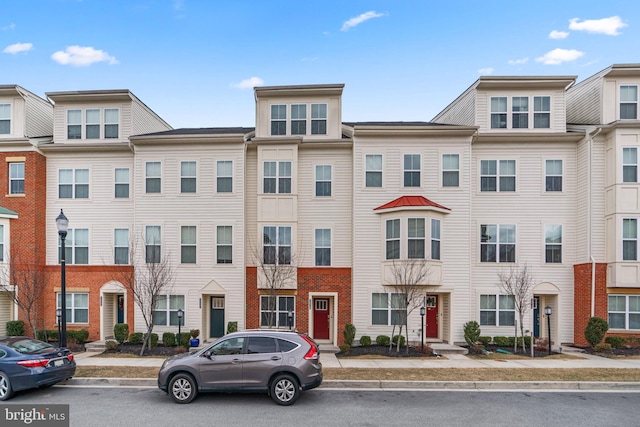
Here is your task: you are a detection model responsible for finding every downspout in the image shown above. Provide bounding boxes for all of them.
[589,127,602,317]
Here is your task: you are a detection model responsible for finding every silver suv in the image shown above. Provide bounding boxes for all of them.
[157,330,322,405]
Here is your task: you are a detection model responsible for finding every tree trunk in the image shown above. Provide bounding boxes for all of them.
[140,324,154,356]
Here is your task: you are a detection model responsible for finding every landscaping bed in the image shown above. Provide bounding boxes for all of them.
[102,343,187,357]
[336,344,435,358]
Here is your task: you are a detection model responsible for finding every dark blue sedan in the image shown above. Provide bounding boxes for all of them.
[0,336,76,400]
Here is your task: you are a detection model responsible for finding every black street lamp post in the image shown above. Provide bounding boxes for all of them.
[177,308,184,346]
[545,305,552,355]
[420,306,426,353]
[56,210,68,348]
[56,308,62,345]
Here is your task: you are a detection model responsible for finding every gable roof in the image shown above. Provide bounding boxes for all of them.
[374,196,451,213]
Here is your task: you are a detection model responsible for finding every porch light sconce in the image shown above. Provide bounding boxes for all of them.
[545,306,552,355]
[177,308,184,346]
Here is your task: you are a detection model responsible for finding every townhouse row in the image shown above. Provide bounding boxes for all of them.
[0,63,639,348]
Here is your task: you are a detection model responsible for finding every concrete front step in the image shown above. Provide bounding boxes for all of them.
[430,343,468,355]
[84,340,107,352]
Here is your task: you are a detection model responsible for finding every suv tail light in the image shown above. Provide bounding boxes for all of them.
[300,335,318,360]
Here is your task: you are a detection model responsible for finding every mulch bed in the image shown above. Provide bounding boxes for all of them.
[336,345,436,358]
[578,346,640,357]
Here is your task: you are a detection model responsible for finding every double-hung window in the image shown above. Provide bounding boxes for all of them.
[315,228,331,266]
[623,148,638,183]
[263,161,291,194]
[490,97,507,128]
[153,295,185,326]
[407,218,425,259]
[9,162,24,195]
[260,295,295,328]
[271,104,286,135]
[146,162,161,193]
[145,225,161,263]
[315,165,332,197]
[545,160,563,191]
[623,218,638,261]
[263,226,291,265]
[291,104,306,135]
[404,154,421,187]
[534,96,551,128]
[57,293,89,323]
[67,110,82,139]
[0,103,10,134]
[480,224,516,263]
[59,169,89,199]
[512,97,528,128]
[311,103,327,135]
[0,225,4,262]
[371,293,405,326]
[545,224,562,263]
[180,161,196,193]
[385,219,400,260]
[104,109,119,138]
[86,109,100,139]
[480,294,515,326]
[431,219,441,260]
[217,160,233,193]
[480,160,515,192]
[181,226,197,264]
[114,168,129,198]
[608,295,640,330]
[216,226,233,264]
[114,228,129,264]
[59,229,89,264]
[365,154,382,188]
[442,154,459,187]
[620,85,638,120]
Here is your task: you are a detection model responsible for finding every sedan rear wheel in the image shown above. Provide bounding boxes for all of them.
[0,372,13,401]
[169,373,197,404]
[270,374,299,406]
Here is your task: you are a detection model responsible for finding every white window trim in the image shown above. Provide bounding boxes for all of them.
[180,225,197,264]
[371,292,406,326]
[480,294,515,326]
[441,153,460,188]
[620,85,639,120]
[544,224,563,264]
[216,160,233,193]
[216,225,233,264]
[623,147,638,183]
[365,154,383,188]
[153,295,185,327]
[314,228,332,266]
[114,167,130,199]
[545,159,563,192]
[57,292,89,324]
[623,218,638,261]
[114,228,129,265]
[180,160,197,194]
[262,225,292,265]
[480,159,516,192]
[8,162,24,195]
[608,295,640,330]
[145,161,162,194]
[260,295,295,328]
[315,164,332,197]
[480,224,516,263]
[403,154,421,188]
[0,103,11,135]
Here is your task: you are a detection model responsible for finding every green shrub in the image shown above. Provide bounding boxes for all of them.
[114,323,129,344]
[392,335,405,346]
[359,335,372,346]
[162,332,176,347]
[493,336,509,347]
[339,344,350,353]
[478,336,492,346]
[585,317,609,347]
[178,332,190,347]
[463,321,481,346]
[105,340,118,351]
[68,329,89,344]
[144,333,158,348]
[42,330,58,342]
[227,321,238,334]
[6,320,25,336]
[594,342,612,353]
[343,324,356,346]
[605,336,626,349]
[129,332,144,344]
[626,337,640,348]
[376,335,390,346]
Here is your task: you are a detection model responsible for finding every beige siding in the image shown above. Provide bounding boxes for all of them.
[21,88,53,138]
[432,88,476,126]
[52,101,133,143]
[567,68,607,124]
[130,99,172,136]
[0,293,14,335]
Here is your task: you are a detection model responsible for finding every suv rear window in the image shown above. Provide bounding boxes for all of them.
[277,339,298,352]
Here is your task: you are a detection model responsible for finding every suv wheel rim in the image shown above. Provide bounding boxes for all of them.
[172,378,192,401]
[274,378,295,402]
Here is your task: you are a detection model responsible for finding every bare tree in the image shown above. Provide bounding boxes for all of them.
[497,264,535,353]
[386,258,431,353]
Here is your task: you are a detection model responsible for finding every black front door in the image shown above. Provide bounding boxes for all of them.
[210,297,225,338]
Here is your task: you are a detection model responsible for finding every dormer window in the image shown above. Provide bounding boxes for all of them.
[86,109,100,139]
[490,97,507,128]
[311,103,327,135]
[291,104,306,135]
[512,97,528,128]
[105,109,119,138]
[534,96,551,128]
[491,96,551,129]
[621,85,638,120]
[271,105,286,135]
[0,103,10,134]
[269,103,328,136]
[67,110,82,139]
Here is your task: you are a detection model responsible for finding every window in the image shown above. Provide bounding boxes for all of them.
[315,228,331,266]
[609,295,640,330]
[371,293,405,326]
[180,161,196,193]
[0,225,4,262]
[59,229,89,264]
[623,147,638,183]
[86,109,100,139]
[490,97,507,128]
[246,336,277,354]
[271,104,286,136]
[181,226,197,264]
[480,224,516,263]
[217,225,233,264]
[67,110,81,139]
[404,154,421,187]
[365,154,382,188]
[480,294,515,326]
[311,103,327,135]
[315,165,332,197]
[512,97,528,128]
[114,168,129,198]
[621,85,638,120]
[114,228,129,264]
[480,160,515,192]
[545,224,562,263]
[260,295,295,328]
[9,162,24,195]
[291,104,306,135]
[385,219,400,260]
[211,337,245,355]
[431,219,441,260]
[442,154,459,187]
[57,293,88,323]
[263,161,291,194]
[408,218,425,259]
[0,103,9,134]
[534,96,551,128]
[104,109,119,138]
[58,169,89,199]
[145,225,161,263]
[263,226,291,265]
[545,160,563,191]
[153,295,184,326]
[217,160,233,193]
[146,162,161,194]
[623,218,637,261]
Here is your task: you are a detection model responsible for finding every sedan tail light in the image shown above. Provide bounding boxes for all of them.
[17,358,50,368]
[300,335,318,360]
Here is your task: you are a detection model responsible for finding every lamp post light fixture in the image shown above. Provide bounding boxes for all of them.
[177,308,184,346]
[56,209,69,348]
[56,308,62,345]
[420,306,426,353]
[544,305,552,355]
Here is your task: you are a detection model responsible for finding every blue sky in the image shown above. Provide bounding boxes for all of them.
[2,0,638,128]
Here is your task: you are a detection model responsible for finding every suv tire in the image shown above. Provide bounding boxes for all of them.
[270,374,299,406]
[169,373,198,404]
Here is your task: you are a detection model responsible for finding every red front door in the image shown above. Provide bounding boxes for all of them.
[313,299,330,339]
[425,295,438,338]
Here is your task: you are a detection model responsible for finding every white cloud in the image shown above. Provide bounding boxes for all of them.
[508,57,529,65]
[231,77,264,89]
[341,11,384,31]
[51,46,118,66]
[478,68,494,75]
[569,16,627,35]
[3,42,33,54]
[535,48,584,65]
[2,23,15,31]
[549,30,569,39]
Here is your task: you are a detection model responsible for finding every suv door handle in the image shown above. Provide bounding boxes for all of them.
[271,356,281,361]
[231,358,241,364]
